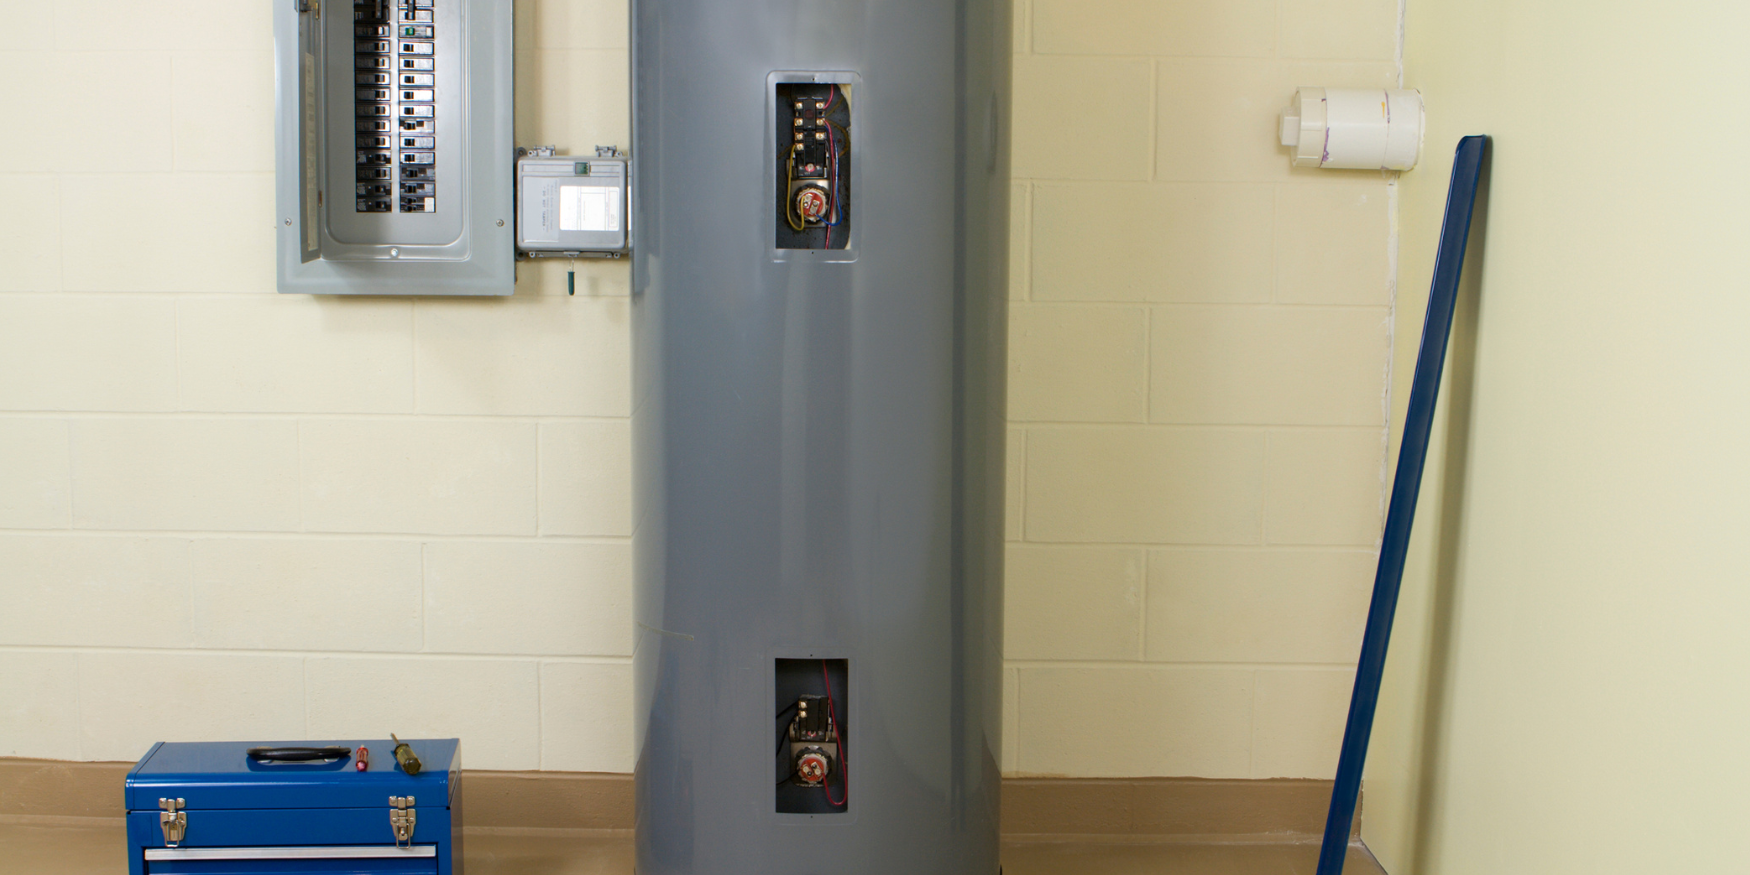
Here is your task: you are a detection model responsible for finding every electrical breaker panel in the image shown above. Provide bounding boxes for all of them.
[772,74,856,255]
[275,0,515,296]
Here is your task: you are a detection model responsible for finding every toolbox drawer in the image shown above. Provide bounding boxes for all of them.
[127,807,451,850]
[144,845,436,874]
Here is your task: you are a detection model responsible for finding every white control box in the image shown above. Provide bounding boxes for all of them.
[516,150,630,257]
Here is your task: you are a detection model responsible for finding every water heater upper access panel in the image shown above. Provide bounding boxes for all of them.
[775,81,852,251]
[769,72,858,261]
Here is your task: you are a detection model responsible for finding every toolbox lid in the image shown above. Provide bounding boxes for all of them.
[125,739,459,812]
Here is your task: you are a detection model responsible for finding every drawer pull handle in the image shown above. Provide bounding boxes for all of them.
[144,846,436,861]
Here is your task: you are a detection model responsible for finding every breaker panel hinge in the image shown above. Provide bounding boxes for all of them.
[158,798,187,847]
[389,795,416,848]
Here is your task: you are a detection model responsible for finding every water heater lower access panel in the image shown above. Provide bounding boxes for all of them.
[775,659,849,815]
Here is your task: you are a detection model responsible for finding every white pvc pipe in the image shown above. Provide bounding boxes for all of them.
[1280,87,1424,171]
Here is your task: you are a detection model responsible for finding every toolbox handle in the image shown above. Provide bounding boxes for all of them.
[246,746,354,764]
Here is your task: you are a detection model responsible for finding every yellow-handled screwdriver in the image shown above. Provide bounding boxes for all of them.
[389,734,422,775]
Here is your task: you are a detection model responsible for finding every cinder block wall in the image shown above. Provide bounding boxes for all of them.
[0,0,1397,778]
[1002,0,1399,778]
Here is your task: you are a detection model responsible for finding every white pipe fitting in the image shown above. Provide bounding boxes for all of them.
[1280,87,1425,171]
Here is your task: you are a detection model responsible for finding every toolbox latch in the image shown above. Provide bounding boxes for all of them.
[159,798,188,847]
[389,795,416,848]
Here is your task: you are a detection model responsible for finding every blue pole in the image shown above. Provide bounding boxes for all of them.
[1315,135,1489,875]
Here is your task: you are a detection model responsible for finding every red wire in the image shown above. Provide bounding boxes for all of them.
[824,119,836,248]
[824,85,840,249]
[822,661,847,808]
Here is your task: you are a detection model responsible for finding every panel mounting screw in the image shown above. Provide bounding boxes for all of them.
[497,219,505,227]
[284,219,292,226]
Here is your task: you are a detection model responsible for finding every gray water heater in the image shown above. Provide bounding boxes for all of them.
[630,1,1012,873]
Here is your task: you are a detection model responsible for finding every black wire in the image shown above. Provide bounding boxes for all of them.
[776,700,798,781]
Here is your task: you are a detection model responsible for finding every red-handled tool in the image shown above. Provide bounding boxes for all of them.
[356,746,370,772]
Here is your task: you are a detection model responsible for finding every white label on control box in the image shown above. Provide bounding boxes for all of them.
[523,178,561,244]
[561,185,621,232]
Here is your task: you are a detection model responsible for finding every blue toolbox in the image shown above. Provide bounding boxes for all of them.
[124,739,462,875]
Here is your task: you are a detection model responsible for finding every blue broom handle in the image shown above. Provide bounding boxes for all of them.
[1315,135,1489,875]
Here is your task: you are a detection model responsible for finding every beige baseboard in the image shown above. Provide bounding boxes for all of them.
[0,760,129,821]
[1003,776,1355,841]
[464,769,631,831]
[0,758,1354,841]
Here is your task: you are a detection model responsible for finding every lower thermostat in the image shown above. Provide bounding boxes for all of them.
[516,146,630,257]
